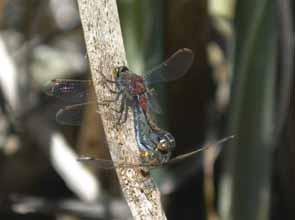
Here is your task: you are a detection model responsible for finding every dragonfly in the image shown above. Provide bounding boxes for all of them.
[45,48,234,169]
[45,49,193,162]
[44,48,194,125]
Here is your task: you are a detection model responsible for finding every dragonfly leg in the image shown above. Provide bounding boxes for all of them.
[119,101,129,125]
[99,72,116,84]
[116,90,134,124]
[95,78,117,94]
[104,82,117,94]
[107,91,122,103]
[96,91,122,106]
[116,97,128,125]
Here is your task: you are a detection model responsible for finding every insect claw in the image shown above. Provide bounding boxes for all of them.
[99,72,116,84]
[101,81,118,94]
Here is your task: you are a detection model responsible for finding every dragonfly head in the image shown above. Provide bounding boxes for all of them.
[113,66,129,78]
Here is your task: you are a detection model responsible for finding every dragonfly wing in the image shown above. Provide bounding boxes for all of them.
[77,157,117,169]
[76,135,235,169]
[165,135,235,165]
[56,102,95,126]
[147,92,162,114]
[44,79,92,103]
[78,156,160,169]
[144,48,194,85]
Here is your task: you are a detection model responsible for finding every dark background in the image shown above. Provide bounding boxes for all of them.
[0,0,294,220]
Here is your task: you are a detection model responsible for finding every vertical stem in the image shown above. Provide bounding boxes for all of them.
[76,1,166,219]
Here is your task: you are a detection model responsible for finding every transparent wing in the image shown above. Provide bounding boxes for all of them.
[44,79,92,103]
[56,102,94,126]
[144,48,194,85]
[77,157,158,189]
[166,135,235,165]
[147,91,162,114]
[77,156,156,169]
[77,157,117,169]
[77,135,235,169]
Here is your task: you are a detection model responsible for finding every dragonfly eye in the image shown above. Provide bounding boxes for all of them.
[112,66,129,78]
[120,66,129,73]
[112,67,120,78]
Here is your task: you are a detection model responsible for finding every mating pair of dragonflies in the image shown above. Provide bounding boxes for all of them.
[45,48,234,170]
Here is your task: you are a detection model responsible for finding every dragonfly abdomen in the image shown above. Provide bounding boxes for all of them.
[133,101,175,164]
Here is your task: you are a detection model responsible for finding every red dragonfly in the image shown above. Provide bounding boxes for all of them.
[44,48,194,126]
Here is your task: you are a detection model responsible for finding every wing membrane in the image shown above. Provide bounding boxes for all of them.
[77,135,234,169]
[77,157,117,169]
[78,157,155,169]
[44,79,93,103]
[145,48,194,85]
[56,102,94,126]
[167,135,235,165]
[147,92,162,114]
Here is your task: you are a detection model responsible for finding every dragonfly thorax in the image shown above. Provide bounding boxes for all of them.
[113,66,147,96]
[128,76,146,95]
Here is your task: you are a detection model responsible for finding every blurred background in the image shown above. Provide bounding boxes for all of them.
[0,0,293,220]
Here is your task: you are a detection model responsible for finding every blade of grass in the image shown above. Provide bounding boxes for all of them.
[218,0,277,220]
